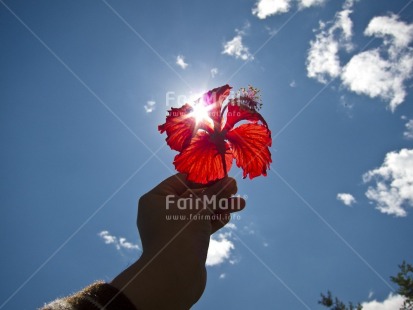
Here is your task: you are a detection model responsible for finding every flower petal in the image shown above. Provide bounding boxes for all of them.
[202,84,232,124]
[158,104,195,152]
[226,123,272,179]
[174,131,233,184]
[224,102,268,131]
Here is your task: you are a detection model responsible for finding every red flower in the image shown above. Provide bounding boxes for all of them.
[159,84,272,184]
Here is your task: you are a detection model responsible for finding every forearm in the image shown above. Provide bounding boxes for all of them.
[111,251,206,310]
[40,253,204,310]
[40,281,136,310]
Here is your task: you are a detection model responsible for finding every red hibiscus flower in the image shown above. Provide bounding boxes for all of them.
[159,84,272,184]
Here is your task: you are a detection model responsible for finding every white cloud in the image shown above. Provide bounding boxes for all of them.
[298,0,326,10]
[222,22,253,61]
[341,14,413,111]
[289,80,297,87]
[144,100,156,113]
[361,293,405,310]
[98,231,140,251]
[219,273,226,279]
[337,193,356,206]
[343,0,357,10]
[252,0,327,19]
[307,7,413,111]
[307,30,341,83]
[225,222,237,230]
[306,6,354,83]
[99,230,117,245]
[404,119,413,139]
[119,238,140,250]
[252,0,291,19]
[363,148,413,217]
[206,232,235,266]
[176,54,188,69]
[222,35,254,61]
[341,50,401,106]
[337,9,354,41]
[365,14,413,48]
[210,68,218,78]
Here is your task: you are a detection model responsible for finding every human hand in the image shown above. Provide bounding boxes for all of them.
[111,174,245,309]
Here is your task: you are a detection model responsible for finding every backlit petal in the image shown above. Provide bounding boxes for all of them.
[224,102,268,131]
[226,124,272,179]
[158,104,195,152]
[174,131,233,184]
[202,84,232,124]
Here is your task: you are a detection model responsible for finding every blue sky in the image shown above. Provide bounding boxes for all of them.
[1,0,413,309]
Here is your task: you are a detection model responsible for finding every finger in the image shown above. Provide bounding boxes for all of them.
[210,213,231,234]
[150,175,236,198]
[180,188,205,198]
[187,178,218,189]
[199,178,239,214]
[214,196,246,214]
[203,177,238,202]
[149,173,192,196]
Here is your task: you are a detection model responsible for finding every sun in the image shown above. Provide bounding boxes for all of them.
[187,91,213,125]
[191,102,210,124]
